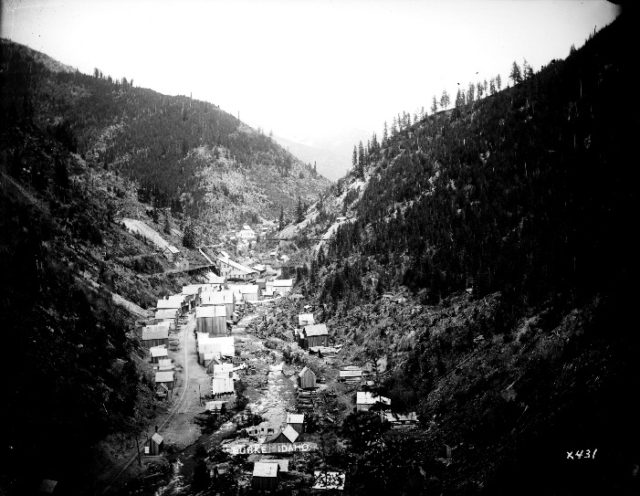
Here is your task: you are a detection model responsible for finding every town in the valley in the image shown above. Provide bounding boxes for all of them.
[103,219,417,494]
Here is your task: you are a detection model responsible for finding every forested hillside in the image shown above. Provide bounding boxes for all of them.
[1,38,330,227]
[293,12,640,495]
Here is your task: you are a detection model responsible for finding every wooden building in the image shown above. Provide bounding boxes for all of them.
[238,284,260,303]
[298,313,315,326]
[141,324,169,348]
[302,323,329,348]
[155,370,175,391]
[200,290,235,316]
[157,358,173,371]
[149,345,168,363]
[162,245,181,262]
[339,367,363,383]
[146,432,164,455]
[356,391,391,412]
[252,461,279,491]
[297,366,316,390]
[212,376,235,396]
[286,413,305,434]
[196,305,227,336]
[270,279,293,296]
[153,309,178,329]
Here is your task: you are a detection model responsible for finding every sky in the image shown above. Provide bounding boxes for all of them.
[2,0,620,149]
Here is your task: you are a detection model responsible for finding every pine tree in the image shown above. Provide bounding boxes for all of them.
[440,90,450,109]
[496,73,502,91]
[467,83,475,104]
[489,78,496,95]
[509,61,522,85]
[455,88,465,108]
[382,121,388,144]
[477,81,484,99]
[431,96,438,114]
[352,146,357,170]
[523,59,534,79]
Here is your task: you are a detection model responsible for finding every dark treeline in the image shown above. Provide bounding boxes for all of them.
[321,16,637,312]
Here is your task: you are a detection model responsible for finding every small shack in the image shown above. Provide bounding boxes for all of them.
[39,479,58,495]
[286,413,305,434]
[146,432,164,455]
[383,411,419,427]
[239,284,260,303]
[157,358,173,371]
[149,345,168,363]
[205,400,227,413]
[141,324,169,348]
[212,376,235,396]
[196,305,227,336]
[162,245,181,262]
[155,371,175,391]
[297,366,316,390]
[156,294,183,311]
[252,461,279,491]
[356,391,391,412]
[339,367,363,383]
[271,279,293,296]
[302,323,329,348]
[298,313,315,326]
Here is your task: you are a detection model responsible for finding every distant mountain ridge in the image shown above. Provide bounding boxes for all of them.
[0,38,330,231]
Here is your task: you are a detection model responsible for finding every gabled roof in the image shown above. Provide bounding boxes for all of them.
[238,284,259,294]
[164,245,180,254]
[253,461,279,478]
[286,413,305,424]
[339,369,363,378]
[304,323,328,337]
[196,305,226,318]
[205,272,226,284]
[155,371,174,383]
[280,424,299,443]
[181,284,202,295]
[298,366,315,378]
[142,324,169,341]
[356,391,391,406]
[273,279,293,287]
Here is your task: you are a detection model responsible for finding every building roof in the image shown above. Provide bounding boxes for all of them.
[286,413,305,425]
[154,309,178,320]
[304,323,328,337]
[238,284,259,294]
[253,461,279,478]
[181,284,202,295]
[155,371,174,383]
[156,295,183,309]
[279,424,299,443]
[39,480,58,494]
[196,305,226,318]
[298,366,315,378]
[150,346,168,358]
[339,370,363,378]
[298,313,315,326]
[205,272,226,284]
[151,432,163,444]
[356,391,391,406]
[142,324,169,341]
[164,245,180,254]
[217,254,256,275]
[273,279,293,287]
[158,358,173,370]
[200,291,233,305]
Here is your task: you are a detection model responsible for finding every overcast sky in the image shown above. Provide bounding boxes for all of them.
[2,0,619,145]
